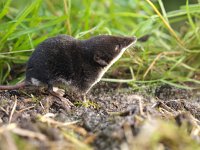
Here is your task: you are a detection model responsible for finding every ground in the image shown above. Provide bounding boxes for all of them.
[0,82,200,150]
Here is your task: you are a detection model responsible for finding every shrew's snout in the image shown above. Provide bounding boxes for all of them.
[123,36,137,47]
[129,36,137,44]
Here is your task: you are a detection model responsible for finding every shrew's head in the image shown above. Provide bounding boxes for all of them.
[84,35,137,67]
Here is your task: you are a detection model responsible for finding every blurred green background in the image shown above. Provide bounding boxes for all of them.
[0,0,200,89]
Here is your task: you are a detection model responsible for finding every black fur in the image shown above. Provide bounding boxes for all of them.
[25,35,136,93]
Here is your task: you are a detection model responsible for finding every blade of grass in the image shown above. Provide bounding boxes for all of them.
[101,78,161,83]
[0,0,12,19]
[143,51,182,79]
[160,79,195,89]
[186,0,200,42]
[2,62,11,83]
[75,21,104,38]
[186,0,196,30]
[145,0,184,46]
[0,0,42,49]
[63,0,72,35]
[158,0,169,23]
[115,12,149,19]
[8,16,67,40]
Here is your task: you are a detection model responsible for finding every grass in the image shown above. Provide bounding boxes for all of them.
[0,0,200,89]
[0,1,200,149]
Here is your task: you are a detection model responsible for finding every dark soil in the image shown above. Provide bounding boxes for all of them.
[0,83,200,150]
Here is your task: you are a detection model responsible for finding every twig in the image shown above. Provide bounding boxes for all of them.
[18,106,35,113]
[9,97,17,124]
[39,114,80,127]
[39,101,45,111]
[12,127,47,141]
[0,106,9,115]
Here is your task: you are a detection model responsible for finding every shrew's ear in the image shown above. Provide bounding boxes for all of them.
[93,53,108,67]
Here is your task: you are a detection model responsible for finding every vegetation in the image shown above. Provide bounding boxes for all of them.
[0,0,199,89]
[0,1,200,149]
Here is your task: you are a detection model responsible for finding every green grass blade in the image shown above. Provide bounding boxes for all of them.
[0,0,42,48]
[0,0,12,19]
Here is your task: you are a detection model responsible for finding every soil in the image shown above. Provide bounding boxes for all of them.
[0,82,200,150]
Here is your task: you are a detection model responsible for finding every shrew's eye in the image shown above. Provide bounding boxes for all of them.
[115,45,120,51]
